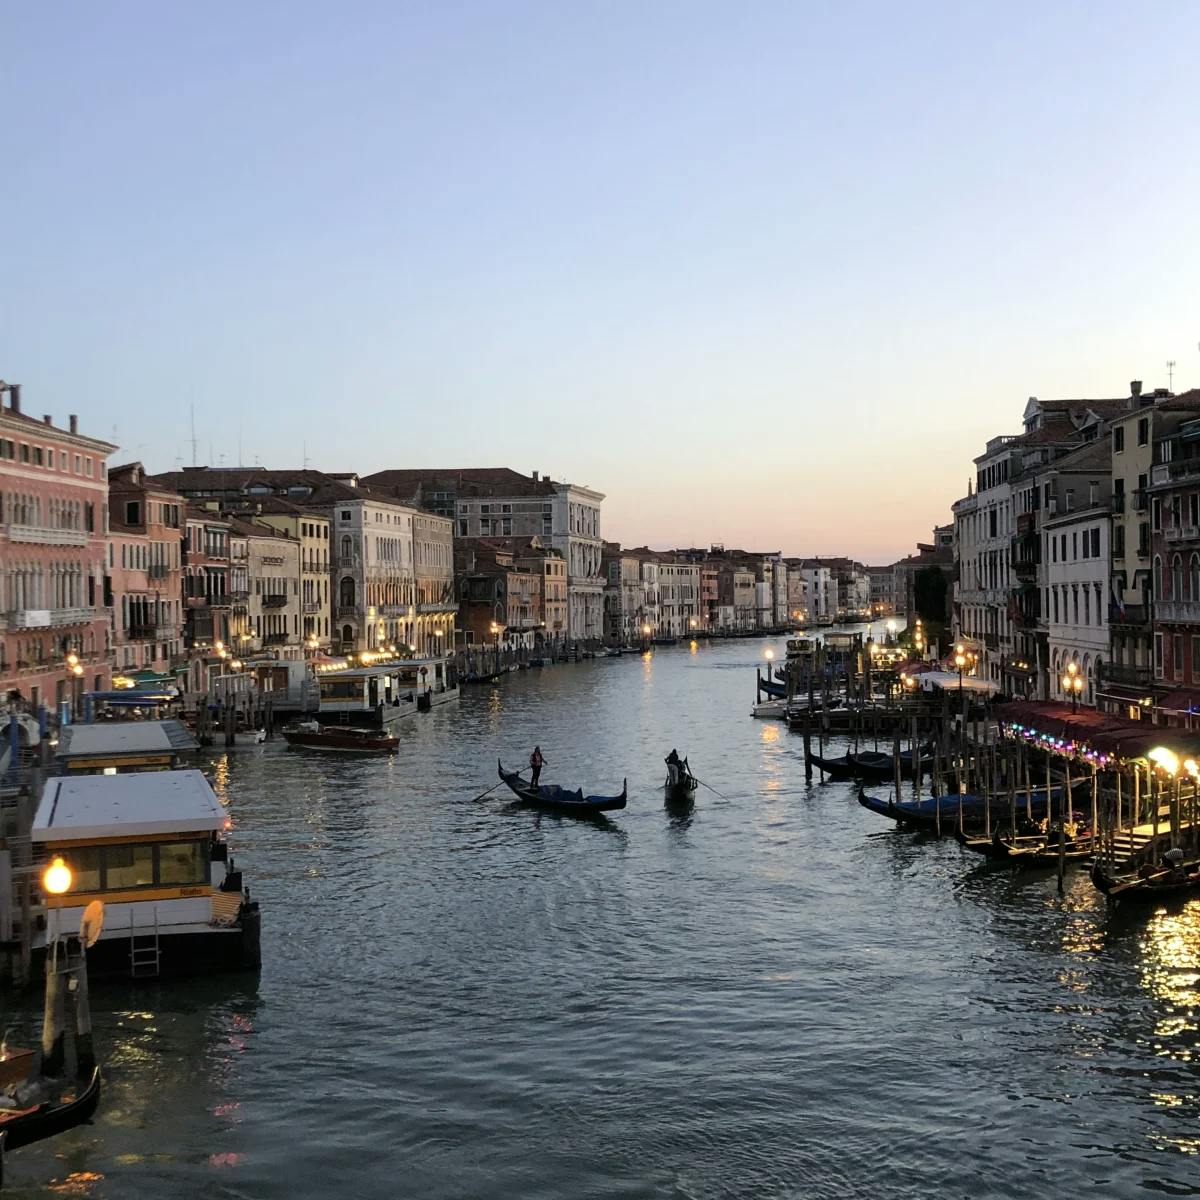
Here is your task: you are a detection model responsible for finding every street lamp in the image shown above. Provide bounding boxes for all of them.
[764,647,775,678]
[42,856,72,898]
[1061,661,1084,712]
[886,618,897,644]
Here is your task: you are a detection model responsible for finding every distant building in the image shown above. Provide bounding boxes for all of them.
[107,463,186,682]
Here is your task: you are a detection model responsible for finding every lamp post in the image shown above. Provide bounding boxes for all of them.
[1062,661,1084,712]
[40,856,72,1076]
[642,623,651,652]
[886,618,897,647]
[765,646,775,680]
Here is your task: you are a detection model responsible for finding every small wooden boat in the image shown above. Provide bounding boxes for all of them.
[0,1065,102,1152]
[283,721,399,753]
[956,825,1096,865]
[1092,858,1200,902]
[758,677,789,699]
[498,762,627,815]
[664,756,698,804]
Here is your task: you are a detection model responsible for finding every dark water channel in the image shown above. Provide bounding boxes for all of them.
[6,635,1200,1198]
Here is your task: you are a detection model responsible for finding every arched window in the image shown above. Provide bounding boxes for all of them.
[1190,554,1200,601]
[1155,555,1165,601]
[1173,555,1184,602]
[339,577,356,609]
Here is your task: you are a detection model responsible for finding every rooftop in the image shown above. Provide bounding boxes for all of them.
[57,720,198,761]
[33,769,225,842]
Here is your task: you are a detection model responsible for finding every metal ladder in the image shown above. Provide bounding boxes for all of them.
[130,907,161,979]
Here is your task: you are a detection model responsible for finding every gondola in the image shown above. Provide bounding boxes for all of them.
[498,762,627,815]
[847,746,937,782]
[758,677,789,699]
[1091,858,1200,902]
[664,756,698,804]
[805,748,856,779]
[0,1066,102,1152]
[956,825,1096,865]
[857,785,1067,834]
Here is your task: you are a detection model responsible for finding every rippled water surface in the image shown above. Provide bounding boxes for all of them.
[8,635,1200,1197]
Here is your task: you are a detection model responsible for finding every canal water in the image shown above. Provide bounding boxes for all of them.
[7,635,1200,1197]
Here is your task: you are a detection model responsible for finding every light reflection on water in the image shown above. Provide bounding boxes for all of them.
[8,632,1200,1197]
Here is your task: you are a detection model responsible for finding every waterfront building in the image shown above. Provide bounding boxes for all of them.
[362,468,606,642]
[1102,384,1200,714]
[602,544,648,644]
[239,499,332,653]
[181,507,233,692]
[106,463,186,681]
[153,469,454,658]
[659,560,701,637]
[456,542,542,648]
[1035,440,1112,705]
[792,561,835,625]
[866,566,896,618]
[514,543,567,644]
[783,561,809,625]
[0,386,116,711]
[892,533,954,632]
[953,395,1124,689]
[1143,389,1200,725]
[226,516,303,660]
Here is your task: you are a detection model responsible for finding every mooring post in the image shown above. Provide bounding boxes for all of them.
[41,937,65,1077]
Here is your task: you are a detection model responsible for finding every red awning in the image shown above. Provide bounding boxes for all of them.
[1158,690,1200,714]
[993,698,1200,757]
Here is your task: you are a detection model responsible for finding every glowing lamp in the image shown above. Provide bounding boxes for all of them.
[42,857,72,896]
[1149,746,1180,776]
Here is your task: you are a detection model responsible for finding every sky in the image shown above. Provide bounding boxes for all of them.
[3,2,1199,563]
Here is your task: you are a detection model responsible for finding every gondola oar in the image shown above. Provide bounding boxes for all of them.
[471,781,505,802]
[692,776,731,801]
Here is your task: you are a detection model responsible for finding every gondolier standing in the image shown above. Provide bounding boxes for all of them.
[529,746,545,789]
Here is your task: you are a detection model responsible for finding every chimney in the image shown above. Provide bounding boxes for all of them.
[69,414,78,434]
[531,471,538,482]
[8,384,19,413]
[43,414,52,425]
[1131,380,1143,398]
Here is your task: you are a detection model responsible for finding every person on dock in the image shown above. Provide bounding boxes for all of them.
[529,746,544,789]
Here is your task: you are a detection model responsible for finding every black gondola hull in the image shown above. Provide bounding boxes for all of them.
[498,763,627,814]
[0,1067,102,1151]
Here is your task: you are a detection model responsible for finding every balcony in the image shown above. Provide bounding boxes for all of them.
[127,622,158,639]
[1111,492,1126,514]
[262,631,290,647]
[1155,600,1200,623]
[1016,512,1036,536]
[303,601,321,614]
[1110,602,1151,626]
[1165,524,1200,544]
[1013,558,1038,581]
[1133,490,1149,512]
[380,604,406,617]
[338,556,360,569]
[8,607,97,629]
[337,605,359,618]
[1151,459,1200,486]
[4,523,89,546]
[147,563,171,579]
[230,589,250,603]
[1100,662,1155,687]
[261,594,289,608]
[984,633,999,650]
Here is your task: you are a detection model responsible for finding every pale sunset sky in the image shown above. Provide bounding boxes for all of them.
[3,3,1199,562]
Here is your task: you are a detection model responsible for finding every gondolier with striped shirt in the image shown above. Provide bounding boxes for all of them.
[529,746,545,789]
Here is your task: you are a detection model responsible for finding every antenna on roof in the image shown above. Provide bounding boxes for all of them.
[190,403,198,467]
[1168,360,1177,390]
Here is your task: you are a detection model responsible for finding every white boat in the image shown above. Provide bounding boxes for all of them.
[751,699,790,719]
[317,658,459,729]
[31,769,260,980]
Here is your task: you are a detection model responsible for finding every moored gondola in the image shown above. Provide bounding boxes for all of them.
[498,762,627,815]
[858,785,1070,834]
[805,747,857,779]
[847,746,937,782]
[1092,852,1200,902]
[0,1065,102,1152]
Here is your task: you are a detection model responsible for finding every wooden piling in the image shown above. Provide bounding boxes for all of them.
[41,940,65,1077]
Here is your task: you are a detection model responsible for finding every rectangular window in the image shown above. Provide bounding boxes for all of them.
[85,457,93,476]
[105,844,155,889]
[1138,417,1149,447]
[1153,498,1162,532]
[1061,534,1067,561]
[341,510,351,521]
[1174,635,1184,675]
[1154,633,1164,677]
[158,841,207,885]
[1114,525,1125,556]
[1114,426,1125,452]
[1192,636,1200,678]
[1072,532,1078,559]
[74,454,81,473]
[33,446,43,466]
[62,846,102,893]
[19,443,29,463]
[1082,532,1090,559]
[59,451,67,469]
[1091,528,1100,557]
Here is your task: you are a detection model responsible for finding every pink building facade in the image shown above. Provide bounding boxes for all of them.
[0,385,116,712]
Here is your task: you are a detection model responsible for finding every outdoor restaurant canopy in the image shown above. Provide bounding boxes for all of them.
[993,699,1200,760]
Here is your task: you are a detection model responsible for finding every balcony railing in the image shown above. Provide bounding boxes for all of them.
[1100,662,1155,687]
[337,605,358,617]
[1133,489,1149,512]
[1110,602,1151,625]
[303,601,321,614]
[1165,524,1200,543]
[4,523,89,546]
[339,556,360,569]
[1152,459,1200,486]
[8,607,97,629]
[1013,558,1038,580]
[127,622,158,639]
[262,631,290,646]
[147,563,171,579]
[230,589,250,602]
[261,594,289,608]
[1155,600,1200,623]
